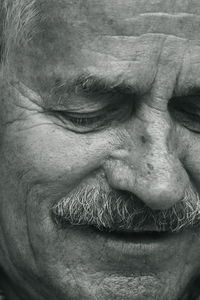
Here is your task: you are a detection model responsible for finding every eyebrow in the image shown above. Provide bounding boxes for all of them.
[50,72,200,106]
[50,72,138,100]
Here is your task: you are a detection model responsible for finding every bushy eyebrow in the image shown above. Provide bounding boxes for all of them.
[51,72,138,100]
[52,72,200,103]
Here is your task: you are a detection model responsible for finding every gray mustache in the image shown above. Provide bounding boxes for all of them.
[51,185,200,232]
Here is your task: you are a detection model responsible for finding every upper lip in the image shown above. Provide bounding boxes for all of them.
[110,226,171,233]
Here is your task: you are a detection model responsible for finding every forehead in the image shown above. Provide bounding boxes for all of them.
[11,0,200,97]
[38,0,200,36]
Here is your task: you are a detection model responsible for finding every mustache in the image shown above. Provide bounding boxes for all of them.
[51,185,200,232]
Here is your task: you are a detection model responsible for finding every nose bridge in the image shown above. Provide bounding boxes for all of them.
[127,99,174,163]
[138,103,171,151]
[129,104,177,184]
[105,104,189,210]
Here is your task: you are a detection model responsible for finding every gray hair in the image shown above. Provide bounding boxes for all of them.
[0,0,39,65]
[52,184,200,233]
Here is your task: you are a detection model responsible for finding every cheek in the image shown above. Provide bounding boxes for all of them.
[0,105,125,243]
[182,135,200,191]
[3,120,113,186]
[0,117,115,293]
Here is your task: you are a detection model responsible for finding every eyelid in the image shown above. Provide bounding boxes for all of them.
[54,102,120,116]
[63,109,106,118]
[169,104,200,134]
[50,93,118,112]
[53,109,110,133]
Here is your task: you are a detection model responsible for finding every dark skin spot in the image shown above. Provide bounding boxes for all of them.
[141,135,147,144]
[147,163,154,171]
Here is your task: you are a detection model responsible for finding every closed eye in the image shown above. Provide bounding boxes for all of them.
[56,110,109,127]
[50,101,132,133]
[169,96,200,133]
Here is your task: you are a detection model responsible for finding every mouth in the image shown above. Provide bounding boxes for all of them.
[92,226,174,243]
[54,221,196,275]
[104,229,171,240]
[87,225,187,259]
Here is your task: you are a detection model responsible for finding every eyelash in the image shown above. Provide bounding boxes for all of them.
[51,98,134,133]
[53,108,113,132]
[67,114,105,126]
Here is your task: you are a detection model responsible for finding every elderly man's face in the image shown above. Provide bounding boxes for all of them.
[1,0,200,299]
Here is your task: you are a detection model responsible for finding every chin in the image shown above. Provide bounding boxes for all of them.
[43,270,185,300]
[92,275,177,300]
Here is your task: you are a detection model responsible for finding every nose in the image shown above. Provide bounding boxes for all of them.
[104,104,189,210]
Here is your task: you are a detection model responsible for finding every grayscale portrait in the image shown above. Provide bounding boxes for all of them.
[0,0,200,299]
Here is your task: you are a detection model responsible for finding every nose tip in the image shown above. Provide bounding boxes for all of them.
[105,156,189,211]
[132,156,188,210]
[135,171,186,210]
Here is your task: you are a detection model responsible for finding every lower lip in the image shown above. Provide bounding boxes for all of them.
[92,228,186,258]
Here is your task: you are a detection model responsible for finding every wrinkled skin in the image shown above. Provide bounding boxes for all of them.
[1,0,200,299]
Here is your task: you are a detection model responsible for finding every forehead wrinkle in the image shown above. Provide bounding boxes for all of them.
[4,2,200,101]
[99,0,200,15]
[37,0,200,40]
[120,13,200,40]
